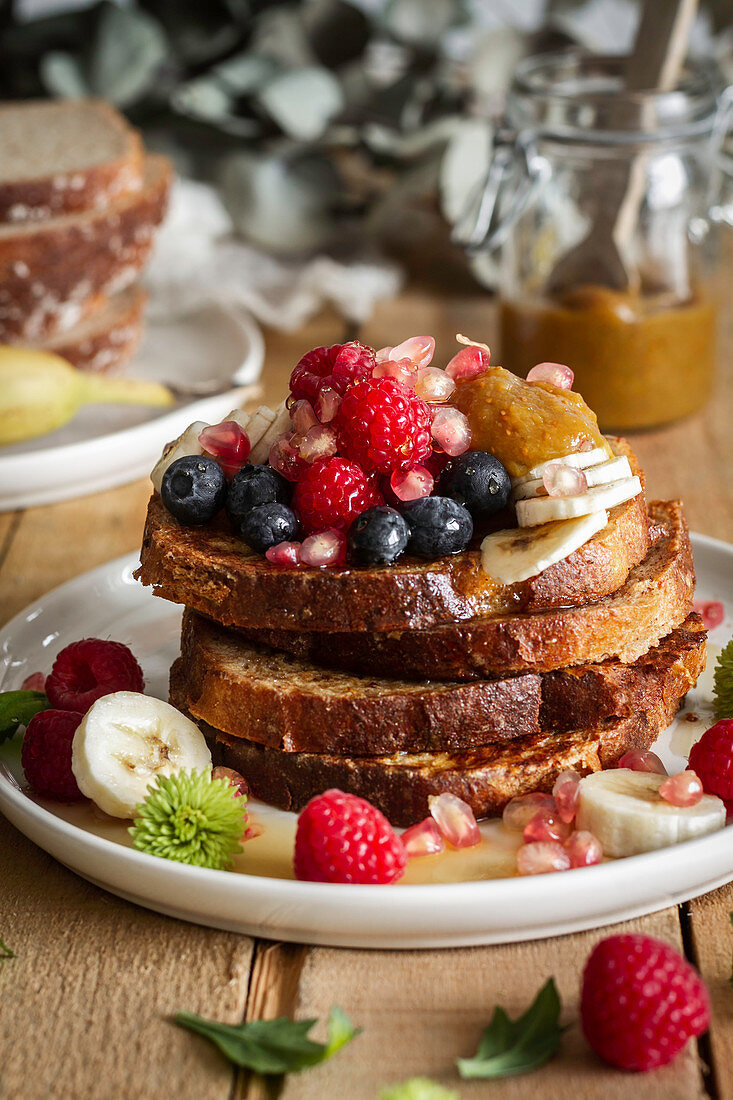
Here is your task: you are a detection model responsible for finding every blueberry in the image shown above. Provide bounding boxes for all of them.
[348,506,410,565]
[401,496,473,558]
[240,502,299,553]
[438,451,511,517]
[161,455,227,525]
[226,464,291,529]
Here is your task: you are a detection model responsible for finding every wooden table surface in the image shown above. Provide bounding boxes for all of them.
[1,286,732,1100]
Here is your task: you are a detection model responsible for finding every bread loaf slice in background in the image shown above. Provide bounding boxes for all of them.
[38,284,146,373]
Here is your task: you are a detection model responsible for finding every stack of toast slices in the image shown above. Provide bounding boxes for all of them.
[137,435,705,827]
[0,99,172,372]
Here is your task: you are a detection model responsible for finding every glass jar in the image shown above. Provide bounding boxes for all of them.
[461,51,732,431]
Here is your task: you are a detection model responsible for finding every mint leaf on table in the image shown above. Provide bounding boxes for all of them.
[0,691,48,744]
[380,1078,459,1100]
[456,978,564,1079]
[175,1006,360,1074]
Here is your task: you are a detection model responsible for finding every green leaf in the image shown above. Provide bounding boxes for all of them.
[40,51,90,97]
[713,637,733,719]
[0,938,16,960]
[0,691,48,744]
[457,978,564,1080]
[380,1078,459,1100]
[88,2,168,107]
[257,67,343,141]
[175,1006,360,1074]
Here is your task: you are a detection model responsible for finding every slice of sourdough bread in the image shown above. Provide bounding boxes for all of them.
[176,610,704,754]
[170,664,692,826]
[0,154,171,342]
[242,500,695,680]
[137,438,649,633]
[0,100,144,224]
[40,284,146,373]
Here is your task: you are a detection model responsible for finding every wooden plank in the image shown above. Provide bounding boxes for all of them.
[686,883,733,1099]
[277,912,706,1100]
[0,814,250,1100]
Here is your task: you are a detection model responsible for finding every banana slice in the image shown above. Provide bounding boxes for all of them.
[512,445,612,487]
[72,692,212,819]
[516,476,641,527]
[480,509,608,583]
[514,456,633,501]
[249,400,291,464]
[150,421,208,494]
[576,769,725,858]
[224,409,251,432]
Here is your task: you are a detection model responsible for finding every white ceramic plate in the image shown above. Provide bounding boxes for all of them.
[0,304,264,511]
[0,535,731,950]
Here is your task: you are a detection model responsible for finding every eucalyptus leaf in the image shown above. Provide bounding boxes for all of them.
[175,1006,360,1074]
[250,6,315,68]
[88,2,168,107]
[213,53,278,96]
[0,691,48,744]
[457,978,564,1080]
[383,0,463,49]
[40,51,89,98]
[257,67,344,142]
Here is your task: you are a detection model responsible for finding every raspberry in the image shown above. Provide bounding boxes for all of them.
[689,719,733,802]
[45,639,144,712]
[337,377,433,474]
[22,709,85,800]
[294,788,406,884]
[292,457,382,535]
[290,342,375,403]
[580,934,710,1071]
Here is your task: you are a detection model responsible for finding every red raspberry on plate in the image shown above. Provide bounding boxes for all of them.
[294,788,407,884]
[293,457,382,535]
[689,719,733,802]
[22,709,85,800]
[581,933,710,1072]
[337,376,433,474]
[45,639,144,712]
[290,342,375,403]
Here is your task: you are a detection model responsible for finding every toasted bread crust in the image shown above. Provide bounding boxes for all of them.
[0,101,145,223]
[243,501,694,680]
[178,610,704,754]
[0,155,171,341]
[137,439,650,633]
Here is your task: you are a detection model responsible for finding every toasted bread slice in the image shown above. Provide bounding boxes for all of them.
[177,610,704,754]
[137,438,649,633]
[170,660,692,826]
[40,284,146,373]
[0,100,144,224]
[0,154,170,341]
[244,500,695,680]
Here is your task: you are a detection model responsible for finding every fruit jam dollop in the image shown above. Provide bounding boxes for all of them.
[451,364,608,479]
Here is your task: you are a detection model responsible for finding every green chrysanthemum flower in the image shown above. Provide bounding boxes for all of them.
[130,770,247,870]
[713,637,733,719]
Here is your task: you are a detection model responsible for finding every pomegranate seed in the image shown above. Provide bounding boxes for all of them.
[298,424,338,464]
[543,463,588,498]
[21,672,46,692]
[402,817,445,857]
[428,792,481,849]
[527,362,574,389]
[244,822,264,841]
[414,367,456,403]
[390,335,435,370]
[199,421,251,478]
[552,770,581,824]
[431,407,472,456]
[314,385,341,424]
[212,766,249,798]
[445,346,490,382]
[291,399,319,436]
[265,541,301,567]
[692,600,725,630]
[659,770,704,807]
[523,808,571,844]
[617,750,668,775]
[299,529,347,568]
[375,345,393,364]
[390,464,434,502]
[565,830,603,868]
[373,357,418,389]
[517,841,571,875]
[269,433,308,482]
[502,792,556,832]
